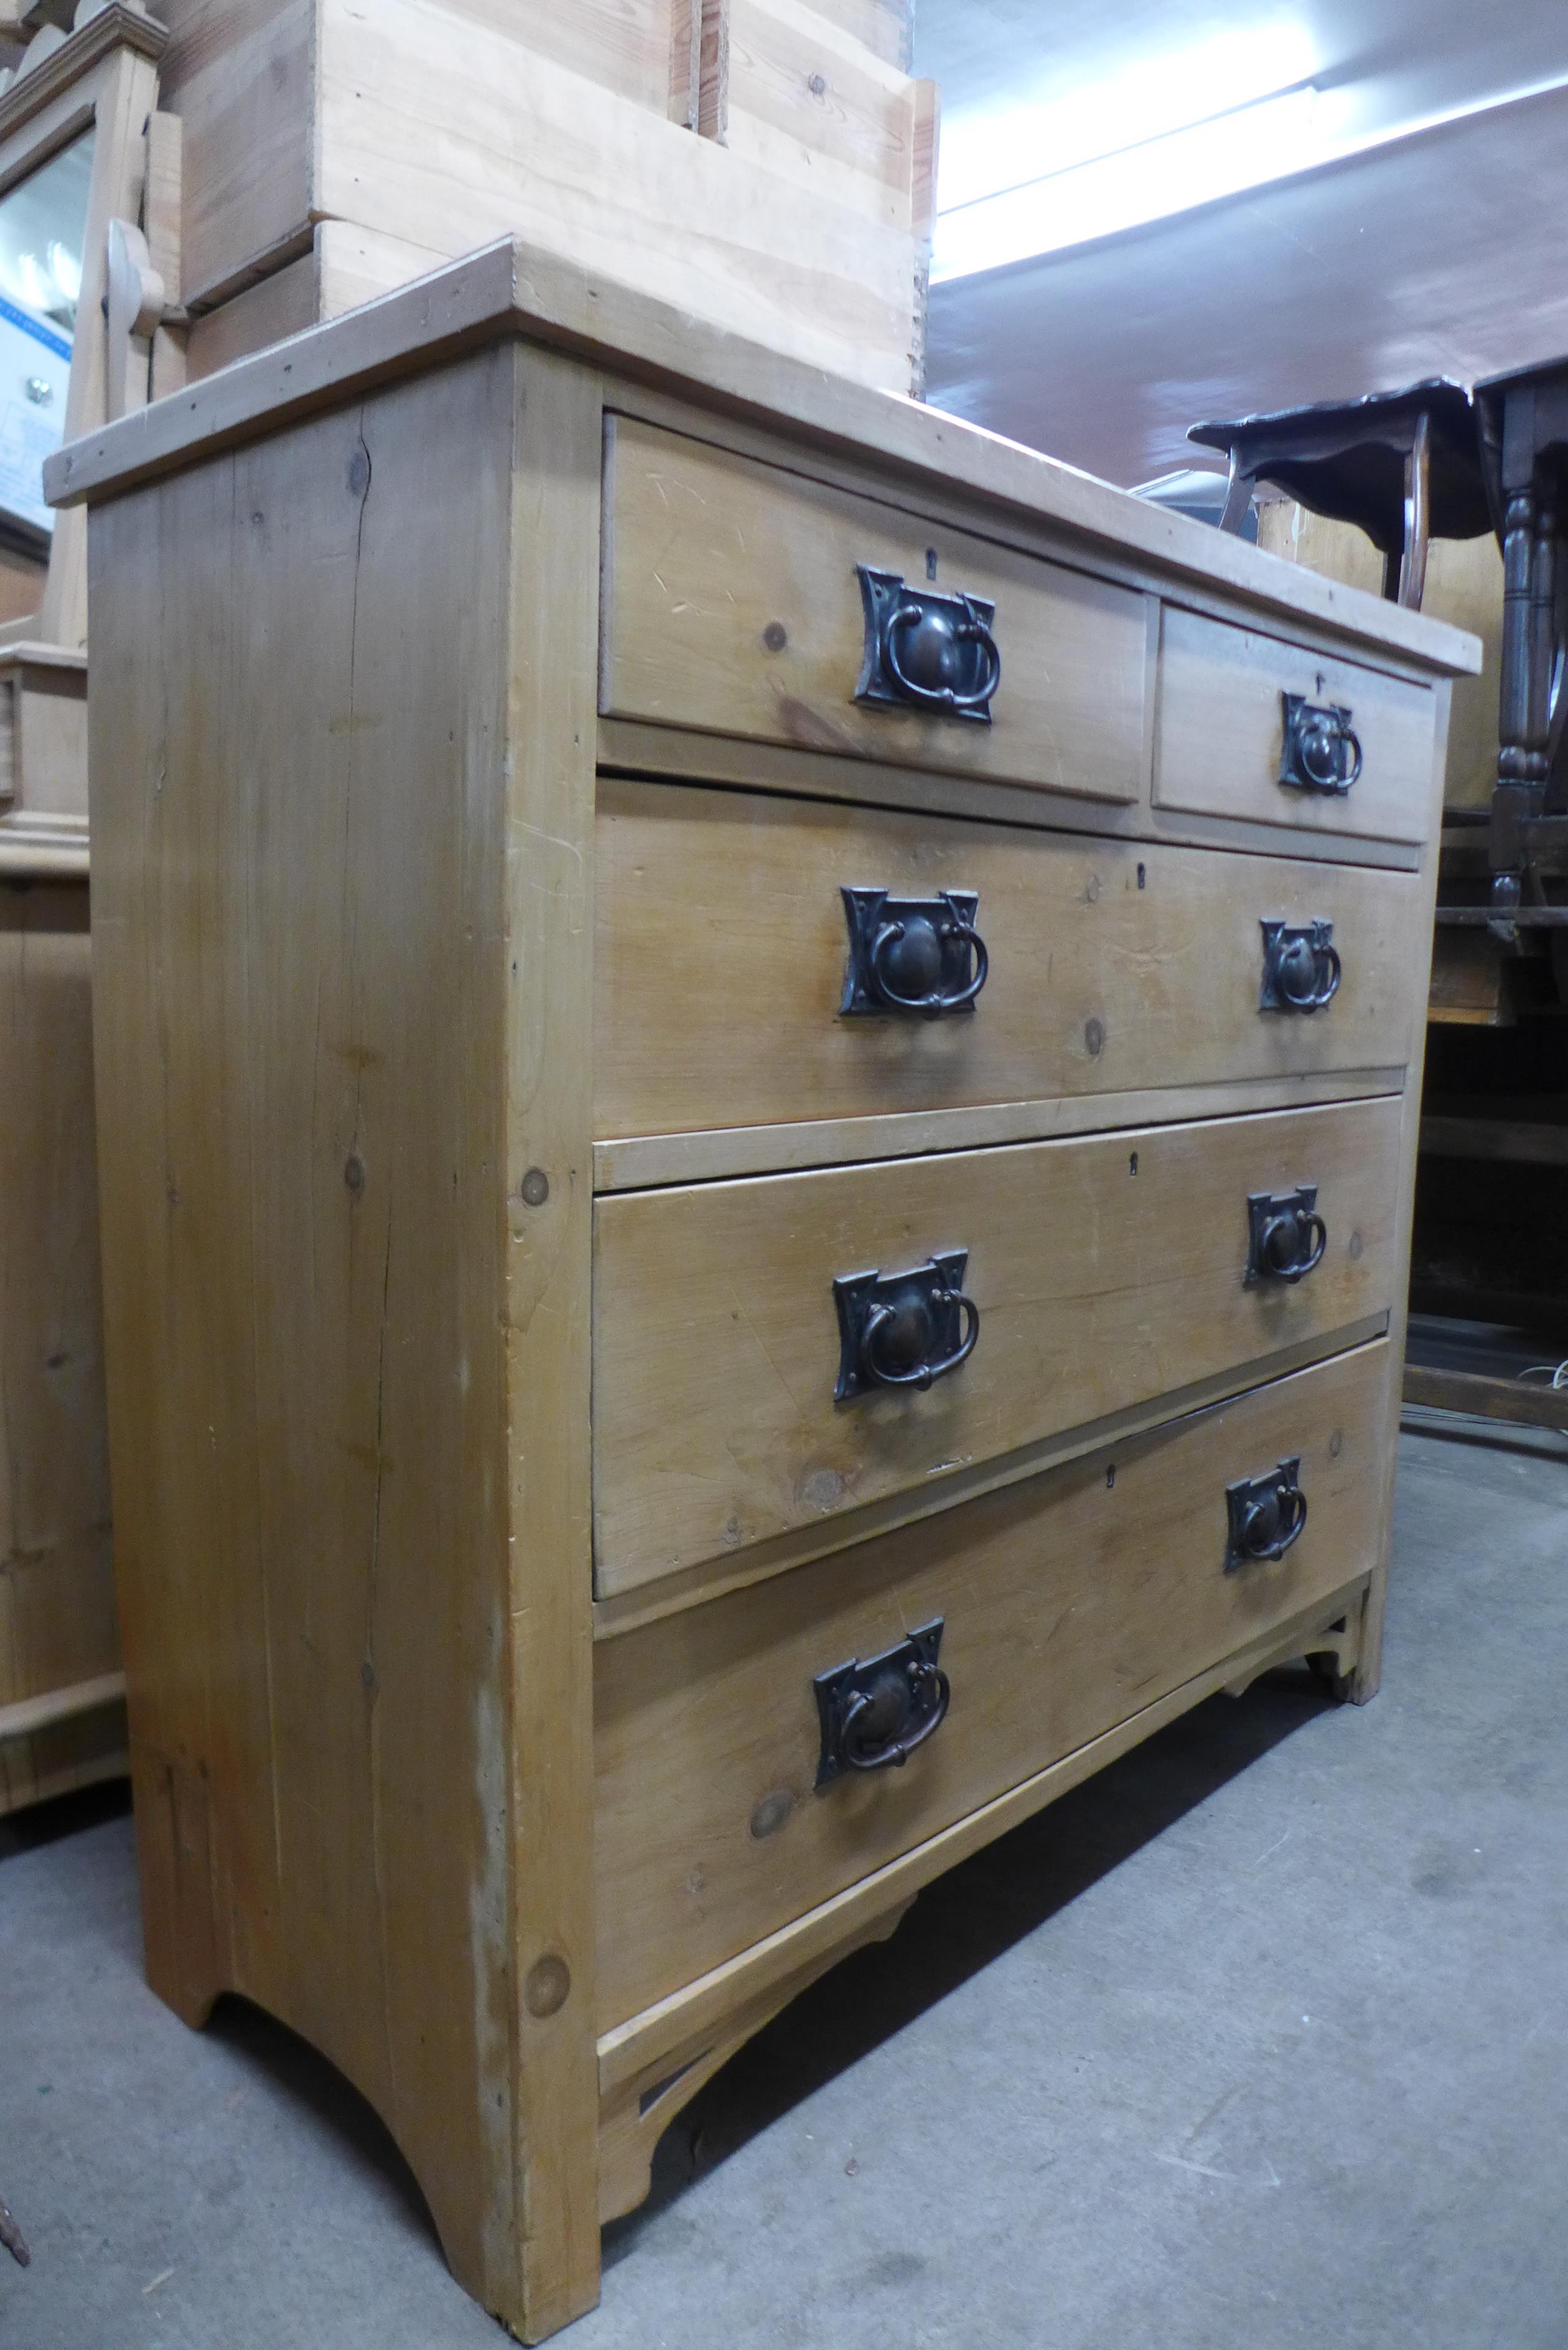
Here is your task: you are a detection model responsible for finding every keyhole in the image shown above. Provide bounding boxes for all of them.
[1129,1151,1139,1175]
[925,546,938,581]
[1106,1463,1116,1489]
[1137,863,1146,890]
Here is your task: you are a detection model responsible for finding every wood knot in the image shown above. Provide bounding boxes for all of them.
[524,1954,571,2018]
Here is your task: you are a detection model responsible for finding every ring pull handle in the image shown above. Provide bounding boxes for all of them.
[868,892,991,1016]
[833,1250,980,1402]
[884,600,1002,714]
[854,566,1001,725]
[1260,920,1342,1014]
[1247,1186,1327,1285]
[1310,942,1343,1006]
[841,887,990,1019]
[1240,1482,1307,1563]
[1281,693,1362,795]
[1226,1459,1308,1570]
[841,1659,952,1771]
[814,1619,950,1786]
[860,1279,980,1390]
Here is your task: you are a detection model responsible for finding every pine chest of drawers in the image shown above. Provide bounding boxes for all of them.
[49,240,1478,2341]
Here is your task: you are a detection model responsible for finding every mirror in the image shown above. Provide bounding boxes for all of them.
[0,124,93,545]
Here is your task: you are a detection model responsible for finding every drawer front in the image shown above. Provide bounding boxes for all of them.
[592,1093,1401,1597]
[595,1339,1388,2026]
[1155,606,1437,846]
[595,778,1426,1145]
[600,414,1149,801]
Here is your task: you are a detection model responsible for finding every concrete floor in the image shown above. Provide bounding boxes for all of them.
[2,1423,1565,2349]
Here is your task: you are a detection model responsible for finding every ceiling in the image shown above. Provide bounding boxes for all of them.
[913,2,1568,486]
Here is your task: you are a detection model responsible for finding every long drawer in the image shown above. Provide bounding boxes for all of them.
[1155,604,1437,848]
[594,1339,1388,2028]
[599,413,1149,802]
[592,1093,1401,1597]
[595,777,1426,1148]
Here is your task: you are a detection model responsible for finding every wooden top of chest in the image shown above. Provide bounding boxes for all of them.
[47,233,1478,682]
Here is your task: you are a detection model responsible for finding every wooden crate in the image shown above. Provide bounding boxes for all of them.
[166,0,937,393]
[0,869,122,1812]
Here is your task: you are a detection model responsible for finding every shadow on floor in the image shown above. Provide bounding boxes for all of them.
[1,1665,1338,2285]
[0,1776,130,1865]
[604,1665,1337,2263]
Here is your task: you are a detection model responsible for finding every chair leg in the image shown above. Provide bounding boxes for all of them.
[1397,409,1430,608]
[1218,452,1253,533]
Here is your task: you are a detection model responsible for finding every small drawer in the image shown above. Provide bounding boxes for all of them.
[594,1339,1388,2027]
[595,778,1427,1148]
[600,413,1149,802]
[1155,605,1437,847]
[591,1093,1402,1598]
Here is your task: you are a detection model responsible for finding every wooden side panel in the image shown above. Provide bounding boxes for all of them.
[593,779,1427,1145]
[592,1095,1403,1595]
[600,415,1150,798]
[1155,604,1437,847]
[1355,679,1453,1702]
[0,881,118,1806]
[595,1340,1388,2026]
[86,351,528,2312]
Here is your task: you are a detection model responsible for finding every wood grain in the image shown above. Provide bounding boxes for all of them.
[1402,1363,1568,1430]
[592,1094,1403,1595]
[155,0,314,311]
[85,344,599,2334]
[593,1069,1405,1194]
[601,414,1149,798]
[1155,603,1437,847]
[1350,678,1451,1703]
[594,778,1427,1147]
[594,1339,1388,2025]
[0,879,118,1815]
[44,239,1480,699]
[599,1565,1366,2096]
[319,0,917,385]
[720,0,918,217]
[498,344,605,2336]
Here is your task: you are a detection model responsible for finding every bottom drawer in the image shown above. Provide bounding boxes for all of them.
[594,1339,1389,2028]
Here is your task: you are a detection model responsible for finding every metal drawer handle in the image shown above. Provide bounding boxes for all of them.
[854,565,1001,724]
[1260,919,1342,1013]
[1280,692,1363,795]
[833,1251,979,1401]
[1225,1458,1308,1569]
[814,1619,950,1785]
[1246,1185,1327,1285]
[885,599,1001,714]
[840,887,989,1018]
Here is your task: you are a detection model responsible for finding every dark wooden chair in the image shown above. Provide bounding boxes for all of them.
[1188,378,1489,609]
[1472,356,1568,912]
